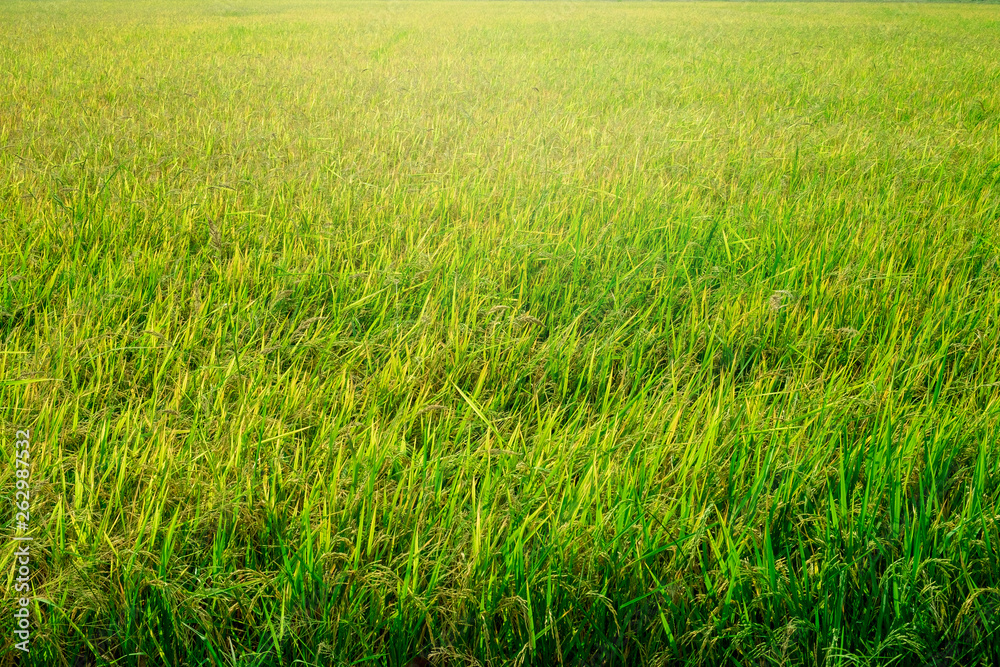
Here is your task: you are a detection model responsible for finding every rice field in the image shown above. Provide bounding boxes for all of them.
[2,0,1000,665]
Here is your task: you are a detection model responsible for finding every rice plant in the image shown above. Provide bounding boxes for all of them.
[2,1,1000,665]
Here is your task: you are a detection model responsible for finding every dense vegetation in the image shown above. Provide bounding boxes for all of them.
[2,1,1000,665]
